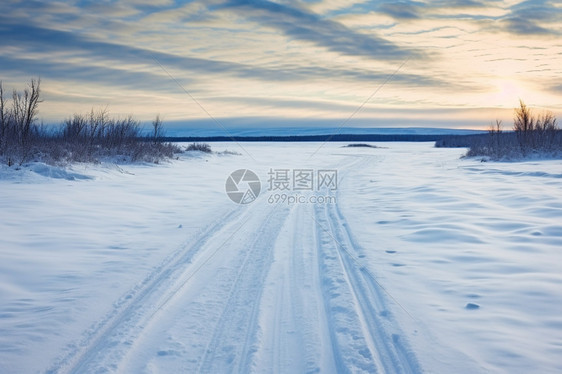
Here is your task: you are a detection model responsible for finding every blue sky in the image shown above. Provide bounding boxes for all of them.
[0,0,560,133]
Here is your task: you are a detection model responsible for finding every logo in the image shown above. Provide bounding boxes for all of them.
[225,169,261,204]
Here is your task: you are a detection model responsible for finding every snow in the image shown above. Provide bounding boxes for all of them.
[1,142,561,373]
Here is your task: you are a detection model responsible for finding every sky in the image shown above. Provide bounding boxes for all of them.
[0,0,560,133]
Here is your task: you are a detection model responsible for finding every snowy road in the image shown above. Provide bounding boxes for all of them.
[47,153,420,373]
[2,142,562,373]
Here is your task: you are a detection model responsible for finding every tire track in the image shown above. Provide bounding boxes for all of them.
[316,202,377,373]
[46,206,258,374]
[314,194,422,373]
[46,150,421,374]
[252,203,336,373]
[328,200,421,373]
[197,203,291,373]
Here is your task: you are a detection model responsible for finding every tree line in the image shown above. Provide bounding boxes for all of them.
[436,100,560,160]
[0,79,180,166]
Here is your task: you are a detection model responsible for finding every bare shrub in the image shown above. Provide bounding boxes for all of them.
[0,81,7,155]
[1,79,181,166]
[186,143,212,153]
[462,100,561,160]
[152,114,165,142]
[57,110,179,163]
[0,78,42,164]
[513,99,534,152]
[534,111,557,151]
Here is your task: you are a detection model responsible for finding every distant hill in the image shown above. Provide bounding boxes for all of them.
[163,132,485,143]
[162,127,484,139]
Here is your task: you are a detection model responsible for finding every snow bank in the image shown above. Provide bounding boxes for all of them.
[339,143,562,373]
[1,142,561,373]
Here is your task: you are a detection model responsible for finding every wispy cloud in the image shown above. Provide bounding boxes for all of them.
[502,0,562,36]
[378,1,424,20]
[0,0,560,129]
[0,19,440,87]
[220,0,422,60]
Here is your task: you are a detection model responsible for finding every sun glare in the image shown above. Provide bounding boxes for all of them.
[489,79,524,108]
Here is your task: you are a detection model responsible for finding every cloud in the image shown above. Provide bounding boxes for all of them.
[548,83,562,95]
[434,0,488,8]
[220,0,422,60]
[504,16,550,35]
[161,107,501,134]
[378,2,424,20]
[0,0,559,127]
[376,0,493,21]
[140,2,213,24]
[308,0,371,15]
[0,55,180,93]
[126,0,174,6]
[0,20,291,83]
[0,18,442,91]
[502,0,562,36]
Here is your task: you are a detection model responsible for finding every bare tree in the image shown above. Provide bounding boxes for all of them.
[152,114,164,142]
[9,79,42,162]
[513,99,533,133]
[0,78,42,163]
[24,78,42,143]
[1,79,181,165]
[535,111,557,132]
[535,110,558,150]
[487,119,503,157]
[513,99,534,151]
[463,100,560,160]
[62,113,87,140]
[0,81,6,150]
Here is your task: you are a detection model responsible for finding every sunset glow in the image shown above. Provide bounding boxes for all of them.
[0,0,560,133]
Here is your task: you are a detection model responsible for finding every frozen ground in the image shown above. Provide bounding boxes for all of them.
[0,142,561,373]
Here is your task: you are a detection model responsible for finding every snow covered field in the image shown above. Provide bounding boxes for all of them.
[1,142,561,373]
